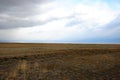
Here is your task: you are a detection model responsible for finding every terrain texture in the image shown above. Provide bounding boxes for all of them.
[0,43,120,80]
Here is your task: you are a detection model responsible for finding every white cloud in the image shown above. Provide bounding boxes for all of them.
[30,2,73,23]
[0,0,120,43]
[74,3,118,29]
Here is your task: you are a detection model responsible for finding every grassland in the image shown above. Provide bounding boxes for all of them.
[0,43,120,80]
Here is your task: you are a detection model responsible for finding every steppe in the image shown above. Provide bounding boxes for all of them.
[0,43,120,80]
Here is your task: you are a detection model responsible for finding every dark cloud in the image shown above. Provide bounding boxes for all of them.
[0,18,50,29]
[0,13,73,29]
[0,0,51,13]
[0,16,68,29]
[0,0,54,29]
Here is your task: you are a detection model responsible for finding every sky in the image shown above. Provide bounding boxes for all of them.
[0,0,120,43]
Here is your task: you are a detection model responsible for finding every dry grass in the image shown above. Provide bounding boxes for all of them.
[0,43,120,80]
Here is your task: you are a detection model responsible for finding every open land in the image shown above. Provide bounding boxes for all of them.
[0,43,120,80]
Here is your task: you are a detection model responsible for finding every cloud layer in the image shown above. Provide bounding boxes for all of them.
[0,0,53,29]
[0,0,120,43]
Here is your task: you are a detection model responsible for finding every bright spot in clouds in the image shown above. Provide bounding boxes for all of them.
[0,0,120,43]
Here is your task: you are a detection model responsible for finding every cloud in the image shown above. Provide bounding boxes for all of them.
[0,0,75,29]
[104,15,120,29]
[0,0,54,29]
[0,0,51,12]
[74,3,118,28]
[0,0,120,43]
[0,0,52,17]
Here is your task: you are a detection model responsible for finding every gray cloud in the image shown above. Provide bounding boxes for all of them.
[0,0,51,12]
[0,18,54,29]
[0,0,54,29]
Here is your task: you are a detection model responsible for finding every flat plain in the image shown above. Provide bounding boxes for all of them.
[0,43,120,80]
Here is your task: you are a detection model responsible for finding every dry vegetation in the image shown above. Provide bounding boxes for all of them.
[0,43,120,80]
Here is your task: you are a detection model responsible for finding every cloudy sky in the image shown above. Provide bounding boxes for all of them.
[0,0,120,43]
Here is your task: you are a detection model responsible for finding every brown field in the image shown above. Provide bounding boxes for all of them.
[0,43,120,80]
